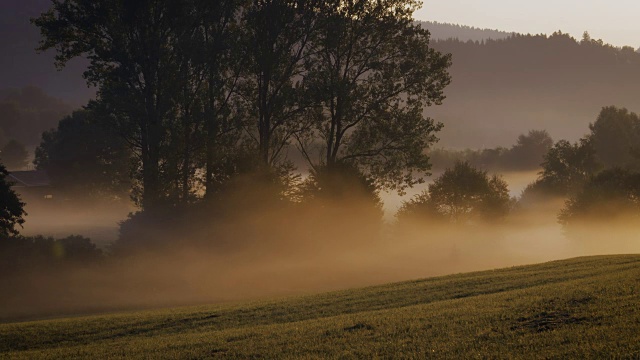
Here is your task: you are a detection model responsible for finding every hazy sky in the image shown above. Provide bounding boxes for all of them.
[415,0,640,48]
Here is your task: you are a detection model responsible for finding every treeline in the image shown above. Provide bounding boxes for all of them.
[418,21,513,42]
[398,106,640,233]
[428,31,640,149]
[434,31,640,74]
[429,130,553,172]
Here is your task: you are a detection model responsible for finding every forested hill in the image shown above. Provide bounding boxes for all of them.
[427,32,640,149]
[418,21,513,42]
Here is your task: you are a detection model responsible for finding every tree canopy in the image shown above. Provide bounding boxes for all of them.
[33,0,451,211]
[521,138,600,203]
[587,106,640,170]
[559,168,640,226]
[34,110,131,200]
[397,162,511,224]
[298,0,451,193]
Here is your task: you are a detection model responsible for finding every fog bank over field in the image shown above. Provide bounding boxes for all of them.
[2,1,639,326]
[18,170,540,245]
[6,167,639,322]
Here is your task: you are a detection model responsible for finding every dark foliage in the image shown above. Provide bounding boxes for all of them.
[430,130,553,172]
[34,109,131,201]
[0,235,102,275]
[587,106,640,170]
[520,138,599,204]
[298,1,451,193]
[115,168,301,253]
[0,164,26,237]
[33,0,450,215]
[397,162,512,224]
[418,21,512,42]
[559,168,640,226]
[428,32,640,149]
[520,106,640,205]
[300,162,384,222]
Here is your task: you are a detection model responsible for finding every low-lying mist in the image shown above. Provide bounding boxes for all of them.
[2,171,638,322]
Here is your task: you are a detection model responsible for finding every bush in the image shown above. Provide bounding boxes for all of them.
[397,162,512,225]
[559,168,640,226]
[0,235,102,274]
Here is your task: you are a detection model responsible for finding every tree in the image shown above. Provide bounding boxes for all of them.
[559,168,640,226]
[505,129,553,170]
[523,138,600,201]
[298,0,451,193]
[587,106,640,170]
[241,0,319,166]
[397,162,511,224]
[0,140,29,170]
[198,0,247,199]
[34,110,131,200]
[34,0,194,211]
[0,163,26,237]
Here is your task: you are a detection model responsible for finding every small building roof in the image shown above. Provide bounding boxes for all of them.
[8,170,51,187]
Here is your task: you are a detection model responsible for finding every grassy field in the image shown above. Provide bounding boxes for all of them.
[1,255,639,359]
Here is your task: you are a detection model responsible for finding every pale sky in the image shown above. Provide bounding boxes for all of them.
[414,0,640,48]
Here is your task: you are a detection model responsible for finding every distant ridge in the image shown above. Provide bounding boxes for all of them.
[417,21,515,42]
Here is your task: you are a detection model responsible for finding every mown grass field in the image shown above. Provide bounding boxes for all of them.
[1,255,639,359]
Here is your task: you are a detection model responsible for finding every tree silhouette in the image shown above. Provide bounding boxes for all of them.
[559,168,640,226]
[522,138,600,201]
[299,0,451,193]
[0,163,26,237]
[34,0,195,211]
[241,0,318,166]
[587,106,640,170]
[506,130,553,170]
[34,110,131,200]
[398,162,511,224]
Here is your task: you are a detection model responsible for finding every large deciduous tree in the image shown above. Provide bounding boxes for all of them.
[587,106,640,170]
[559,168,640,226]
[241,0,319,166]
[533,138,600,196]
[299,0,451,193]
[34,110,131,200]
[397,162,511,224]
[33,0,193,211]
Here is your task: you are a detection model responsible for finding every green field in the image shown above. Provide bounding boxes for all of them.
[1,255,639,359]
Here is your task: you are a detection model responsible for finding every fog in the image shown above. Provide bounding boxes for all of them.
[3,170,638,322]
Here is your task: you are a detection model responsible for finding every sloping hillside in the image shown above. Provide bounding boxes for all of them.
[2,255,639,358]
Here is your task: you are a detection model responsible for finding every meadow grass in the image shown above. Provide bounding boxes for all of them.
[1,255,639,359]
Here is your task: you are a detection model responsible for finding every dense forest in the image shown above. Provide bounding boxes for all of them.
[418,21,513,42]
[429,31,640,148]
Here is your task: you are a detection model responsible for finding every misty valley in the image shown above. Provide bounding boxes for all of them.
[1,0,640,358]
